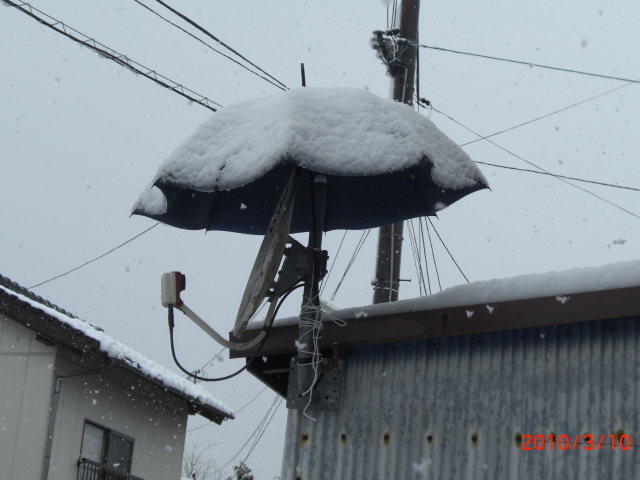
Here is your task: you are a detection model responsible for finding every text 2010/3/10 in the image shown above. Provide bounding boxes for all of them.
[521,434,631,451]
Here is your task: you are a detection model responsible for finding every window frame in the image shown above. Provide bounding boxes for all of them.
[80,420,135,475]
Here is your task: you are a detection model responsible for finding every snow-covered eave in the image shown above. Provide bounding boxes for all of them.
[230,259,640,358]
[0,280,233,422]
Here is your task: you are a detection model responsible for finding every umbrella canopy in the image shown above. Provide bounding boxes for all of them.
[132,88,488,234]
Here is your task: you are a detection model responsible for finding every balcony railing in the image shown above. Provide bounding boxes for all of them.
[77,458,143,480]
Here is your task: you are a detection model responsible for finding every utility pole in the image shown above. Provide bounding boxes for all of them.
[372,0,421,304]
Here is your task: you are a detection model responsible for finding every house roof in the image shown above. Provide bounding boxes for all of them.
[0,274,233,424]
[230,259,640,358]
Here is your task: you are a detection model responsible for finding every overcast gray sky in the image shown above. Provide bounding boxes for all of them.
[1,0,638,477]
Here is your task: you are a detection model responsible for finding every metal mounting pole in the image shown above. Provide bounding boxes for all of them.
[373,0,421,304]
[297,173,327,399]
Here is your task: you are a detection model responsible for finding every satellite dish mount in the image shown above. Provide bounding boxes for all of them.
[161,168,340,408]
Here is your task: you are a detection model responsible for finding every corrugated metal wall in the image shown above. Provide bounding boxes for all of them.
[281,316,640,480]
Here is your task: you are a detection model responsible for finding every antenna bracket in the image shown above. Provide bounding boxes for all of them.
[286,356,343,412]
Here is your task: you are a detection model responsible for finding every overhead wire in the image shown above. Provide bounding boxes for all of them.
[418,218,432,295]
[151,0,287,90]
[427,218,470,283]
[431,106,640,221]
[4,0,221,112]
[406,219,427,295]
[414,44,640,85]
[405,220,421,295]
[392,0,399,28]
[132,0,286,91]
[243,398,283,464]
[423,218,442,292]
[28,224,159,289]
[182,345,227,381]
[329,229,371,301]
[220,394,280,471]
[459,79,637,147]
[475,162,640,192]
[188,385,268,433]
[320,231,348,296]
[234,386,269,416]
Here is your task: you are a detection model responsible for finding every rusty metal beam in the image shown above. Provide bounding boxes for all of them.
[230,285,640,358]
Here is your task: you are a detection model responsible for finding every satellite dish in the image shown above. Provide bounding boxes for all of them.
[233,168,300,338]
[161,168,300,351]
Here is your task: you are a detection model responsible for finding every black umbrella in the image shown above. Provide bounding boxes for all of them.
[132,87,488,234]
[133,87,488,403]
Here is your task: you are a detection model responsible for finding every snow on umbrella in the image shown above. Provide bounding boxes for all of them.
[132,87,488,234]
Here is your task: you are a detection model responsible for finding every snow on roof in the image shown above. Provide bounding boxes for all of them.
[250,259,640,329]
[134,87,486,213]
[0,282,232,418]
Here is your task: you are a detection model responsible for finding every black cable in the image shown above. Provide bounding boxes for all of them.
[391,0,399,28]
[427,218,469,284]
[386,1,389,29]
[407,220,426,295]
[169,283,303,382]
[320,231,348,296]
[405,220,420,295]
[220,394,279,471]
[432,107,640,221]
[330,229,371,301]
[424,217,442,292]
[475,161,640,192]
[415,29,420,111]
[5,1,220,111]
[29,223,159,289]
[418,217,432,295]
[243,398,282,463]
[415,44,640,85]
[234,386,268,415]
[132,0,285,91]
[151,0,287,90]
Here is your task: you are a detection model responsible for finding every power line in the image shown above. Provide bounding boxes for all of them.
[182,345,227,381]
[330,229,371,301]
[151,0,287,90]
[28,224,159,289]
[427,218,469,284]
[186,421,213,434]
[406,219,427,295]
[5,0,221,112]
[132,0,286,91]
[186,386,267,433]
[235,386,269,416]
[475,161,640,193]
[220,394,280,471]
[320,231,348,296]
[431,106,640,221]
[415,44,640,85]
[418,218,432,295]
[243,398,282,463]
[423,218,441,292]
[458,80,637,146]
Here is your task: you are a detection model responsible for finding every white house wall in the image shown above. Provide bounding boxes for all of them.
[0,314,56,480]
[49,350,188,480]
[281,316,640,480]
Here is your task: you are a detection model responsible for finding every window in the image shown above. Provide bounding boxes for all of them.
[79,421,135,477]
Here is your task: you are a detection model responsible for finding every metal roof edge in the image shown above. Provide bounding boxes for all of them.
[0,284,232,423]
[229,285,640,358]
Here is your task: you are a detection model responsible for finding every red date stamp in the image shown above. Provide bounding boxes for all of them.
[521,434,631,451]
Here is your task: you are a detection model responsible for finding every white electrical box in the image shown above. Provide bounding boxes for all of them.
[161,271,186,307]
